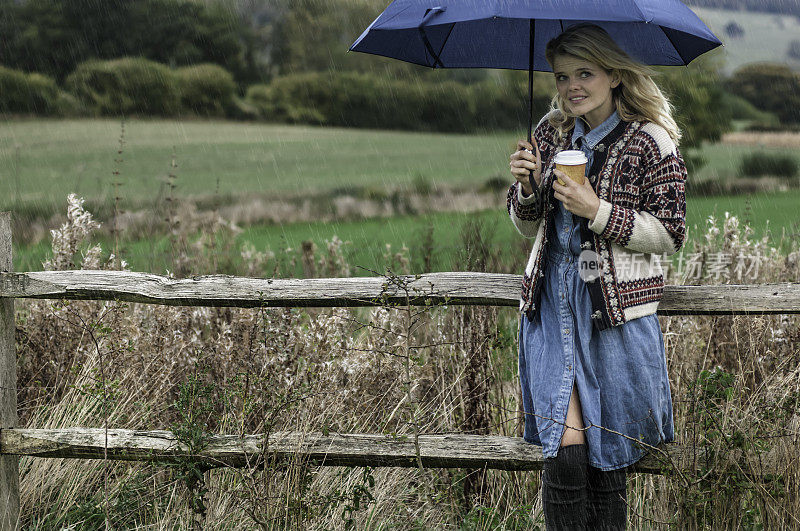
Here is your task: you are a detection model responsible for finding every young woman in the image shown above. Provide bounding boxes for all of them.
[507,24,687,530]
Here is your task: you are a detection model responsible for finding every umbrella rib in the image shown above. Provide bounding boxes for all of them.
[631,1,651,23]
[417,7,447,68]
[436,23,456,67]
[419,26,446,67]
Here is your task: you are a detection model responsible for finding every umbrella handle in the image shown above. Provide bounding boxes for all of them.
[524,138,542,188]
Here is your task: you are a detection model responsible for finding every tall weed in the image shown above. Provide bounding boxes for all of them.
[12,198,800,529]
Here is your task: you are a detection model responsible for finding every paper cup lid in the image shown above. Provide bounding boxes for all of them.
[554,150,588,165]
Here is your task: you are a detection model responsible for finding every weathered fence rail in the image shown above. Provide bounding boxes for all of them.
[0,428,688,474]
[0,210,798,529]
[1,269,799,314]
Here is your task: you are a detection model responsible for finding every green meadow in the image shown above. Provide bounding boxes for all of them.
[0,118,516,212]
[3,118,797,208]
[13,189,800,275]
[4,119,799,274]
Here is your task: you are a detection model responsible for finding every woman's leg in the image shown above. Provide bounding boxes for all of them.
[562,384,586,446]
[587,466,627,530]
[542,385,588,530]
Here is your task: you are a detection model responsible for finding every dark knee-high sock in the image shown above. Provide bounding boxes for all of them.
[587,466,627,530]
[542,444,588,531]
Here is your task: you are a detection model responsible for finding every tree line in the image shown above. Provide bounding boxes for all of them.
[0,0,798,156]
[0,0,252,83]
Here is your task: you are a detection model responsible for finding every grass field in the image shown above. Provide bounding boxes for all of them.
[694,141,800,183]
[3,119,798,214]
[0,118,517,213]
[5,119,800,274]
[14,188,800,275]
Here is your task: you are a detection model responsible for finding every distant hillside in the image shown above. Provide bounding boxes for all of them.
[690,7,800,75]
[688,0,800,17]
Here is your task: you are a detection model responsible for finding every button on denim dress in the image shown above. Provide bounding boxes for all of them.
[518,111,675,471]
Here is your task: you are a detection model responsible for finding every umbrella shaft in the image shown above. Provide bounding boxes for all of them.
[528,19,534,144]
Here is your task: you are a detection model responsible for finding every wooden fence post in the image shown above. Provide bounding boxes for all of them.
[0,212,19,530]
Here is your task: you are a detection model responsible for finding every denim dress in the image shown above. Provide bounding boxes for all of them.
[518,111,675,471]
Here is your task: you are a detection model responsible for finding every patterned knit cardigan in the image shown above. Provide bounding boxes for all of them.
[507,111,687,330]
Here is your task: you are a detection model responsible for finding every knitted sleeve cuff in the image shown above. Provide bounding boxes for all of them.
[518,181,539,205]
[507,181,544,239]
[588,198,612,234]
[511,182,541,221]
[589,199,682,255]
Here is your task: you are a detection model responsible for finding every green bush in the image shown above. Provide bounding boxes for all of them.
[65,57,180,116]
[738,152,799,178]
[246,71,547,133]
[418,80,477,133]
[327,74,473,131]
[744,122,800,133]
[719,92,779,126]
[471,72,553,133]
[228,95,261,121]
[0,66,62,114]
[726,63,800,125]
[661,68,732,151]
[53,91,83,116]
[176,64,236,117]
[245,80,326,125]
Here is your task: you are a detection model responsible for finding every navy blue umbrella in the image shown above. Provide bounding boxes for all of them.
[349,0,722,143]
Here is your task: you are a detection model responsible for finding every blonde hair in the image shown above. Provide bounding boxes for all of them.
[544,23,681,144]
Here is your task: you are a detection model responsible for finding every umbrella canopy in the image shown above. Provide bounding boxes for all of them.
[350,0,722,71]
[350,0,722,142]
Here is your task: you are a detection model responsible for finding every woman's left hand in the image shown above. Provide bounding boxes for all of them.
[552,169,601,221]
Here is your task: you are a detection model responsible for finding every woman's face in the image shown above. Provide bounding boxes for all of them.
[553,54,620,130]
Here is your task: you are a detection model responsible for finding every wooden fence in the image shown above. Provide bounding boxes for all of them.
[1,210,799,528]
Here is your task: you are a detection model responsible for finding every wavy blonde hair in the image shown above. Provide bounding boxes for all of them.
[544,23,681,144]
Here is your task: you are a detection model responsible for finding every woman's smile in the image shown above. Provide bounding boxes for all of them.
[553,54,620,129]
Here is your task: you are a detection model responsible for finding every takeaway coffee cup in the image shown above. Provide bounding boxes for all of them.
[553,150,588,186]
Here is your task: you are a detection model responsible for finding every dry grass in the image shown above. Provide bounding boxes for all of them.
[10,197,800,529]
[721,131,800,149]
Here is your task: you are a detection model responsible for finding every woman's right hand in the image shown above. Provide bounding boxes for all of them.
[509,139,542,196]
